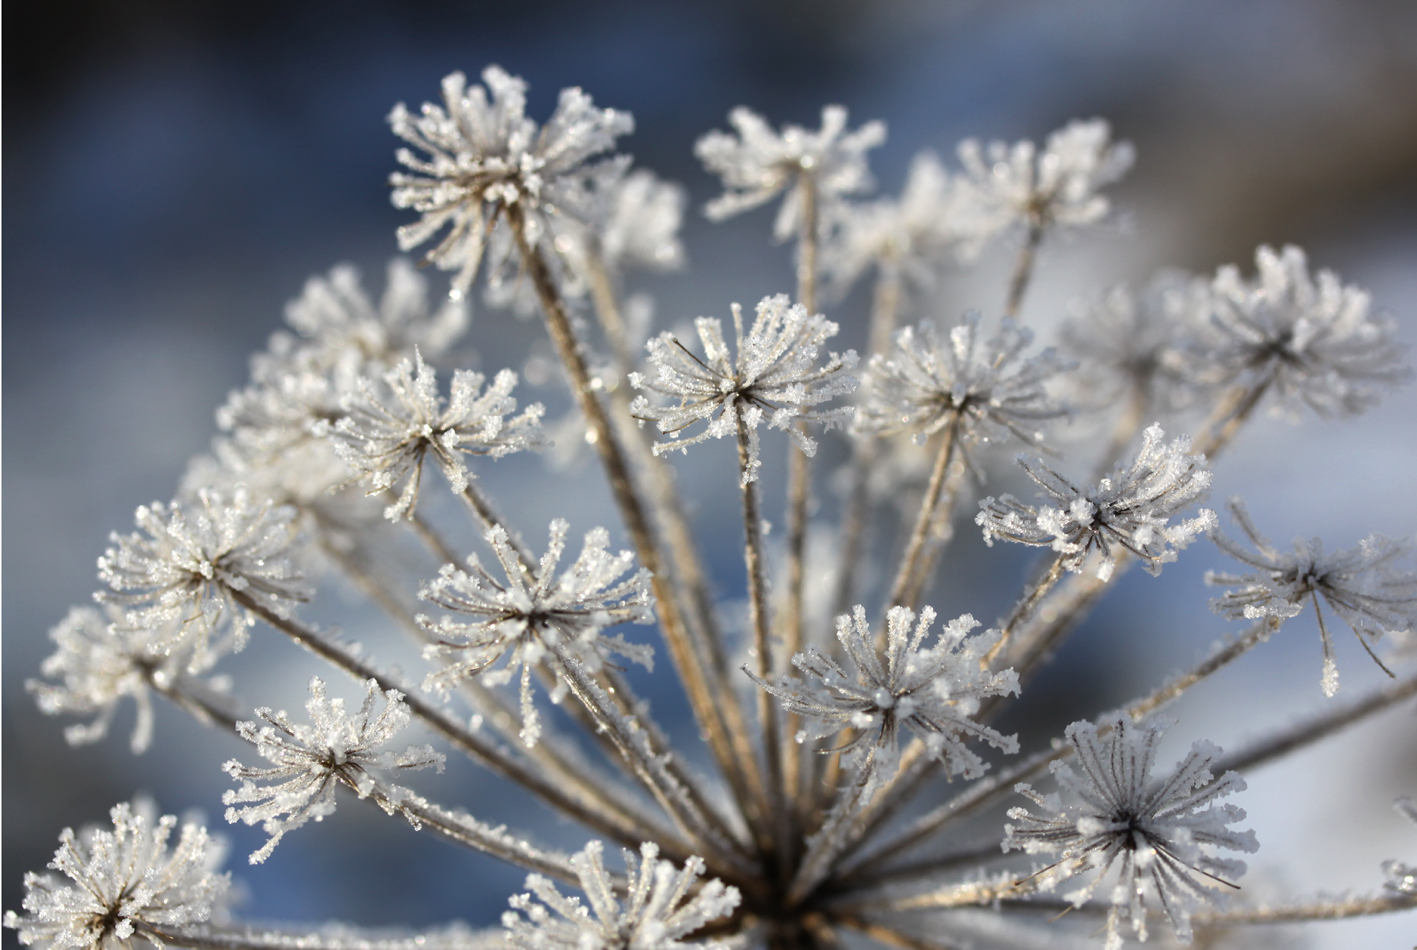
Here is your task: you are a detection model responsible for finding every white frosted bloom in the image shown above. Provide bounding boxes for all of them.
[419,521,655,745]
[596,168,687,274]
[696,105,885,240]
[504,841,741,950]
[1004,716,1256,950]
[389,66,633,298]
[629,294,858,483]
[1383,796,1417,896]
[977,424,1216,580]
[821,150,960,302]
[4,800,229,950]
[1058,274,1206,413]
[96,489,310,673]
[1196,245,1410,417]
[26,606,227,754]
[752,605,1019,781]
[223,677,445,864]
[330,351,544,520]
[859,313,1070,452]
[953,119,1133,258]
[1208,498,1417,696]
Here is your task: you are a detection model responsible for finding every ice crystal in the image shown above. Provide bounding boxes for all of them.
[859,313,1070,453]
[696,105,885,240]
[1196,245,1410,417]
[4,799,229,950]
[1383,797,1417,896]
[630,294,858,483]
[96,489,311,673]
[821,150,959,301]
[753,605,1019,780]
[330,350,544,520]
[419,520,655,745]
[977,424,1216,580]
[389,66,633,297]
[223,677,444,864]
[1004,715,1256,950]
[952,119,1133,257]
[503,841,741,950]
[1058,274,1203,414]
[26,606,226,754]
[1208,498,1417,696]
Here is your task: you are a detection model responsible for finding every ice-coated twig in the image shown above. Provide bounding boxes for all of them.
[1209,498,1416,696]
[4,800,230,950]
[134,923,509,950]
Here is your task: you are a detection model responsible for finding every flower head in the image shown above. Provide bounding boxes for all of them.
[977,424,1216,580]
[96,489,310,672]
[1208,498,1417,696]
[952,119,1133,258]
[1383,796,1417,896]
[1195,245,1410,417]
[503,840,741,950]
[26,607,229,754]
[630,294,858,483]
[595,168,687,275]
[390,66,633,298]
[1004,716,1256,950]
[330,350,544,520]
[222,677,444,864]
[859,313,1070,454]
[419,521,655,745]
[752,605,1019,780]
[4,799,229,950]
[696,105,885,240]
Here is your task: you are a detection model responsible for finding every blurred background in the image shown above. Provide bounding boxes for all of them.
[5,1,1417,947]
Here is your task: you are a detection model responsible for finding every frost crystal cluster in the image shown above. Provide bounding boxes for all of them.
[15,63,1417,950]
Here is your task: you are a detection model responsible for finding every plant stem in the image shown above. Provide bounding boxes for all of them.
[460,482,534,572]
[983,553,1068,668]
[887,414,962,610]
[1003,220,1044,319]
[506,207,767,844]
[1190,893,1417,926]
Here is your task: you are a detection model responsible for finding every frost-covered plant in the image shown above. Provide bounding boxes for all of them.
[14,64,1417,950]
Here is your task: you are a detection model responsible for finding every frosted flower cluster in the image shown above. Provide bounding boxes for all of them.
[389,66,633,297]
[1384,797,1417,896]
[1005,716,1256,950]
[952,119,1134,257]
[503,841,741,950]
[860,313,1070,452]
[330,351,544,520]
[696,105,885,239]
[96,489,310,672]
[755,605,1019,780]
[977,425,1216,580]
[595,169,687,275]
[1196,245,1411,418]
[4,800,229,950]
[223,678,444,864]
[1208,498,1417,696]
[419,520,655,744]
[630,294,858,483]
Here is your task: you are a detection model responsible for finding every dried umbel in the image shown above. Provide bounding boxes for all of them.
[16,63,1417,950]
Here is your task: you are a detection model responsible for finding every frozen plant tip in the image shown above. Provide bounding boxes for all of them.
[96,488,310,674]
[696,105,885,240]
[754,605,1019,780]
[4,800,229,950]
[330,350,544,520]
[1208,498,1417,696]
[503,841,741,950]
[390,66,633,298]
[222,677,444,864]
[630,294,857,483]
[418,520,654,745]
[977,424,1216,580]
[1004,716,1256,949]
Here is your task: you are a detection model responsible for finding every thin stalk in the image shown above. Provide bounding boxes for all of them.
[1193,380,1270,460]
[983,554,1068,668]
[582,241,635,374]
[507,207,767,844]
[738,413,788,856]
[138,926,508,950]
[887,414,962,611]
[403,507,462,567]
[460,482,534,571]
[1190,892,1417,925]
[146,672,242,733]
[1122,617,1278,721]
[849,874,1034,912]
[786,752,878,906]
[828,914,965,950]
[1213,671,1417,776]
[1091,378,1150,483]
[1003,220,1044,319]
[229,591,683,862]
